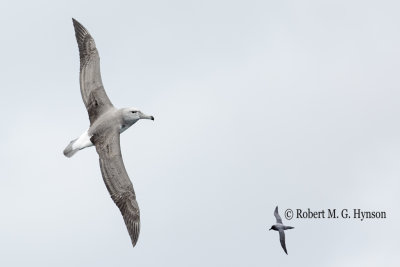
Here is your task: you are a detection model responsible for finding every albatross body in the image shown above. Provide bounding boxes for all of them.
[63,18,154,247]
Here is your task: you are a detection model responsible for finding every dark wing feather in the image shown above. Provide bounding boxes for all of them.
[92,129,140,247]
[274,206,282,224]
[72,18,113,124]
[279,230,288,254]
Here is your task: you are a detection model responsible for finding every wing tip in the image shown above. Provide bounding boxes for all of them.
[72,18,90,42]
[72,18,82,28]
[71,18,98,68]
[129,221,140,248]
[112,192,141,248]
[72,18,81,31]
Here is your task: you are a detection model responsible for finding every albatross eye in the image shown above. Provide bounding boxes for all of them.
[131,111,137,114]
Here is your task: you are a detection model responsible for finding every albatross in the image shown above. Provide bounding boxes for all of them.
[63,18,154,247]
[269,206,294,254]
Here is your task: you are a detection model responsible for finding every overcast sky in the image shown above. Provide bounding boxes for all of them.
[1,0,399,266]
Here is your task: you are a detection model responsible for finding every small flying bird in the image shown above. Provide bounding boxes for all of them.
[63,18,154,247]
[269,206,294,254]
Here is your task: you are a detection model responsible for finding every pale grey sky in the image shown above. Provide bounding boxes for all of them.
[0,0,399,266]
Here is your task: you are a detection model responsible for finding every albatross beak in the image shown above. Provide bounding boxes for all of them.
[140,113,155,121]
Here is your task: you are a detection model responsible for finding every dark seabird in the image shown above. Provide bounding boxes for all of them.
[269,206,294,254]
[63,18,154,247]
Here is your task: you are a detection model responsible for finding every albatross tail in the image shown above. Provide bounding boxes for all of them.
[63,131,93,158]
[63,138,79,158]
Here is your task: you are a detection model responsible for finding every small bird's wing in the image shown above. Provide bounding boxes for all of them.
[92,129,140,247]
[72,18,114,125]
[279,230,288,254]
[274,206,282,224]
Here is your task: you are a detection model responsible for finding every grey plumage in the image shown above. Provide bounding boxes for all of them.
[274,206,283,224]
[64,18,154,247]
[279,230,287,254]
[269,206,294,255]
[94,130,140,247]
[72,18,113,125]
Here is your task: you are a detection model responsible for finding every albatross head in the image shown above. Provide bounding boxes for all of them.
[121,107,154,125]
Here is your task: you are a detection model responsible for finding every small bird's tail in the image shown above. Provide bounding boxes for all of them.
[284,226,295,230]
[63,138,79,158]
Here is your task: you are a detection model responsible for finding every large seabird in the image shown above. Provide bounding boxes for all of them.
[269,206,294,254]
[63,18,154,247]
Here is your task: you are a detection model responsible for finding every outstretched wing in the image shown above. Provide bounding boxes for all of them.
[72,18,113,124]
[274,206,282,224]
[92,129,140,247]
[279,230,288,254]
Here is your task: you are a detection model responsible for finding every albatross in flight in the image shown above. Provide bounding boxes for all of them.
[63,18,154,247]
[269,206,294,254]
